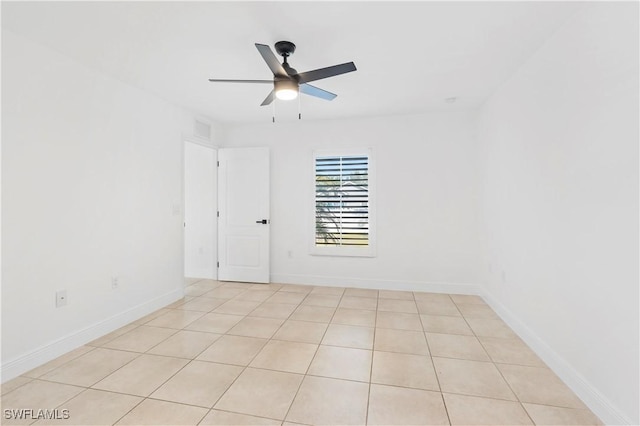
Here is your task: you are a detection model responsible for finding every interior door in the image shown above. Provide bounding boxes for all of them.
[184,142,217,279]
[218,147,270,283]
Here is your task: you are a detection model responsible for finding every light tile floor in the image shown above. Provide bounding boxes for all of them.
[1,280,603,425]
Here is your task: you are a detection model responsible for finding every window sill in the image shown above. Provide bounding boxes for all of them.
[310,246,376,258]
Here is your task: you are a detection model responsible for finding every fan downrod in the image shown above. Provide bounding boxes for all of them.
[274,41,296,59]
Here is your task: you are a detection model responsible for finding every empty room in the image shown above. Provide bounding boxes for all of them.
[1,1,638,425]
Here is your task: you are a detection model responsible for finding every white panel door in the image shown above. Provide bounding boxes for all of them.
[218,147,270,283]
[184,142,217,279]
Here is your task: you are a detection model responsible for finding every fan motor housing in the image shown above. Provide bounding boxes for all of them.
[275,41,296,58]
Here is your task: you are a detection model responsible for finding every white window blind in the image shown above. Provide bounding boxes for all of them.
[315,155,369,247]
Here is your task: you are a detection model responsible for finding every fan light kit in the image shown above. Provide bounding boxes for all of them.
[274,79,299,100]
[209,41,357,121]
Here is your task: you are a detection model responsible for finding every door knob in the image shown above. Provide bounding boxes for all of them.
[256,219,268,224]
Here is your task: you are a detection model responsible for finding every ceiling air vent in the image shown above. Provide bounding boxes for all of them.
[194,119,211,141]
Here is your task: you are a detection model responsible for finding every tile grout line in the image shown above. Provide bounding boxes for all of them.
[280,286,345,424]
[452,298,539,425]
[489,362,538,425]
[364,291,379,426]
[18,346,98,381]
[141,283,266,425]
[198,407,284,425]
[452,298,540,425]
[204,283,313,423]
[30,368,578,420]
[8,282,600,425]
[416,291,452,426]
[104,350,196,425]
[94,283,251,425]
[86,323,143,348]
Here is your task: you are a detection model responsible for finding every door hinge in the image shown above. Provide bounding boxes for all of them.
[217,261,219,268]
[217,161,220,167]
[217,211,220,217]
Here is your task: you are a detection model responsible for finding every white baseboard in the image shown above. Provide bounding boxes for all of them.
[0,288,183,383]
[481,290,633,426]
[184,269,215,280]
[271,273,482,295]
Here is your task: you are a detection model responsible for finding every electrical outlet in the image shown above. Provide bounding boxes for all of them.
[112,276,119,290]
[56,290,67,307]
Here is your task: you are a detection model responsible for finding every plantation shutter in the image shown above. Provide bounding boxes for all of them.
[315,155,369,246]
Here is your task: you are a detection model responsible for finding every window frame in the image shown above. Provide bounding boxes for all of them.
[310,148,376,258]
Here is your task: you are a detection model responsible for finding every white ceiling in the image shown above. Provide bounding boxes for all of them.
[3,1,585,124]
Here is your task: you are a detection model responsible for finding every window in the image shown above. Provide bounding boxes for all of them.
[312,150,375,257]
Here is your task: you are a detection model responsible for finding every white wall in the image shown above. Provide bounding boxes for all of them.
[477,3,639,424]
[184,142,217,279]
[222,112,483,292]
[1,30,193,379]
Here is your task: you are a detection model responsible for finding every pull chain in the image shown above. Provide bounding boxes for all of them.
[298,93,301,120]
[272,98,276,123]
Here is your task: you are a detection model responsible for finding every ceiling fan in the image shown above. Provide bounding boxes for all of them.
[208,41,357,106]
